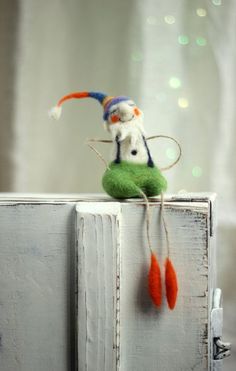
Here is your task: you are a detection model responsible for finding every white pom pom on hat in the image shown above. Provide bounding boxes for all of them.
[48,106,62,120]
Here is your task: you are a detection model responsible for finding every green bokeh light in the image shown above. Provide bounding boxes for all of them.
[212,0,222,5]
[166,148,177,160]
[178,35,189,45]
[131,52,143,62]
[192,166,203,177]
[196,8,207,17]
[147,16,157,25]
[196,37,207,46]
[169,77,182,89]
[164,15,175,24]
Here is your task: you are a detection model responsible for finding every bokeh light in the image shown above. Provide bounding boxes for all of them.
[164,15,176,24]
[212,0,222,5]
[169,77,182,89]
[196,37,207,46]
[131,52,143,62]
[196,8,207,17]
[147,16,157,25]
[166,148,177,160]
[178,35,189,45]
[192,166,203,177]
[178,97,189,108]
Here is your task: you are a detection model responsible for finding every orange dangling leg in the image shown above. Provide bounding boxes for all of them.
[161,193,178,310]
[139,189,162,308]
[148,251,162,307]
[165,257,178,310]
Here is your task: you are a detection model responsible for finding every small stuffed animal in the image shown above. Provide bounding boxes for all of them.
[50,91,181,310]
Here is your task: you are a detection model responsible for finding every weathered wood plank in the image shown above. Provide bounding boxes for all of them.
[75,196,216,371]
[0,203,76,371]
[119,201,211,371]
[0,194,217,371]
[76,202,121,371]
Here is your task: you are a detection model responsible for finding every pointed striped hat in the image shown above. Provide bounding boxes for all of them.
[49,91,131,121]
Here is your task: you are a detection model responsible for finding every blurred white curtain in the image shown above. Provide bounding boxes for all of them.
[0,0,235,369]
[13,0,141,193]
[139,3,236,370]
[0,0,19,190]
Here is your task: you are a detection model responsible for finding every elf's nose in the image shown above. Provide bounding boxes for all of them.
[118,103,134,121]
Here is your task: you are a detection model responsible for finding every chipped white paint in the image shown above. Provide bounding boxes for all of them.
[0,193,224,371]
[75,194,217,371]
[0,202,77,371]
[119,201,211,371]
[76,202,121,371]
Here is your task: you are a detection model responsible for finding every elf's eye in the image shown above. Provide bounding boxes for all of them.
[128,103,135,107]
[110,108,118,115]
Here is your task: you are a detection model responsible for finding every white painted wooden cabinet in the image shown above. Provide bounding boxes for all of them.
[0,193,230,371]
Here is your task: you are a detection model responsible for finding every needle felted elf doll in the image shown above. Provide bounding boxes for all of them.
[50,91,181,310]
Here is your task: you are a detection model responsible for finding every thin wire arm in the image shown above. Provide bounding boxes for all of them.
[86,139,112,170]
[87,138,112,144]
[146,135,182,171]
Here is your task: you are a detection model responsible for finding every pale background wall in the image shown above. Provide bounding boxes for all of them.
[0,0,235,369]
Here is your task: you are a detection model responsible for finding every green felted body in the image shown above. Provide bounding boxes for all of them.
[102,161,167,199]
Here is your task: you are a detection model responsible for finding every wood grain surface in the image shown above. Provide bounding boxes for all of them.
[0,194,217,371]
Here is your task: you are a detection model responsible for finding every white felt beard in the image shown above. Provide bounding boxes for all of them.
[105,114,150,164]
[105,114,146,141]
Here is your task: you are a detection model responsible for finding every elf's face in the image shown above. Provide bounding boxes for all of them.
[105,100,145,140]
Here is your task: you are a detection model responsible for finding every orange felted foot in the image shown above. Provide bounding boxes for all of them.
[148,252,162,307]
[165,258,178,310]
